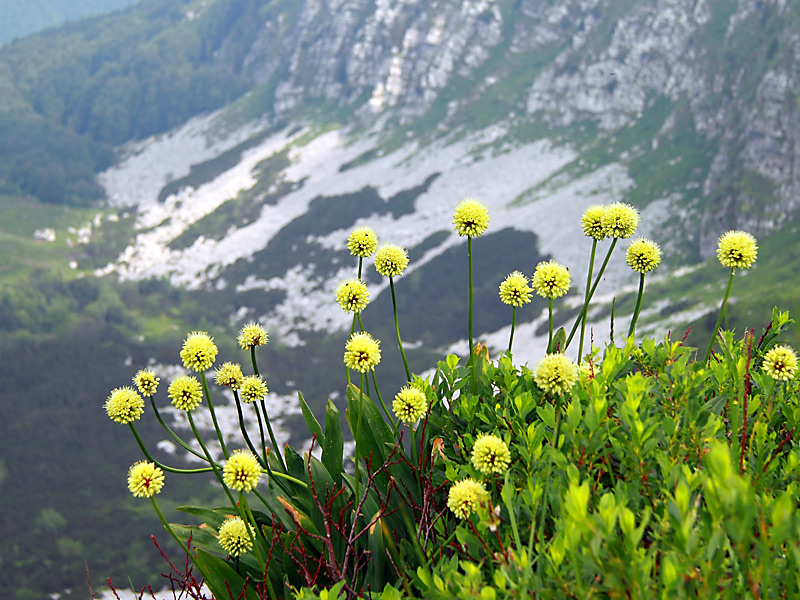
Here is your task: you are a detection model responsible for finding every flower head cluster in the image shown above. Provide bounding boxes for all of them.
[218,517,254,557]
[105,387,145,424]
[237,323,269,349]
[127,461,165,498]
[344,332,382,373]
[223,450,262,492]
[180,331,218,372]
[626,238,662,274]
[762,345,797,381]
[601,202,639,239]
[133,369,160,397]
[240,375,268,403]
[215,362,244,389]
[532,261,571,299]
[347,226,378,258]
[374,244,409,278]
[452,198,490,238]
[336,279,370,313]
[471,433,511,475]
[499,271,532,307]
[716,230,758,270]
[534,353,579,395]
[447,478,487,520]
[168,375,203,411]
[393,385,428,424]
[581,205,608,240]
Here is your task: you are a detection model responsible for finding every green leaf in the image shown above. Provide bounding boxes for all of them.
[193,547,260,600]
[298,391,324,441]
[548,327,567,354]
[322,399,344,486]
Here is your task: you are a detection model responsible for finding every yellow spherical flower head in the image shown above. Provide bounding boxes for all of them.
[168,375,203,411]
[127,461,165,498]
[762,345,798,381]
[180,331,218,372]
[238,322,269,349]
[534,353,579,396]
[374,244,409,278]
[582,204,608,240]
[218,517,254,557]
[133,369,160,397]
[452,198,490,238]
[499,271,532,307]
[602,202,639,239]
[716,230,758,270]
[347,226,378,258]
[393,385,428,424]
[336,279,370,314]
[240,375,268,404]
[447,478,487,520]
[626,238,661,274]
[223,450,262,492]
[471,433,511,475]
[344,332,382,373]
[105,387,145,424]
[215,362,244,390]
[532,260,571,299]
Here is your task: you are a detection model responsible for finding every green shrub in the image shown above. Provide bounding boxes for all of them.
[105,202,800,599]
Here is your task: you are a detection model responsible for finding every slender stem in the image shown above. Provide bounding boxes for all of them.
[357,257,363,280]
[251,401,268,465]
[390,277,412,381]
[148,396,206,461]
[565,238,618,351]
[371,368,397,436]
[271,470,308,488]
[250,347,260,377]
[128,423,213,474]
[468,236,474,355]
[201,372,229,460]
[578,239,598,361]
[260,397,286,471]
[628,272,646,338]
[508,306,517,354]
[150,496,189,553]
[354,374,365,503]
[548,298,554,349]
[233,391,263,467]
[238,492,265,563]
[187,412,236,506]
[704,269,736,362]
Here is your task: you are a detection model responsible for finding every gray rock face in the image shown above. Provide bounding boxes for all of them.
[211,0,800,258]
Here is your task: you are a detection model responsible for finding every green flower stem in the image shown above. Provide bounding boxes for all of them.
[251,401,268,465]
[253,488,280,517]
[565,238,618,351]
[390,277,412,381]
[354,374,365,503]
[233,391,264,468]
[704,269,737,362]
[578,239,598,361]
[628,272,646,338]
[357,256,363,279]
[548,298,554,349]
[371,369,397,437]
[508,306,517,354]
[128,423,213,474]
[150,496,190,553]
[270,470,308,488]
[238,491,266,563]
[260,398,286,471]
[250,347,287,471]
[201,372,229,460]
[468,236,474,355]
[187,412,236,506]
[148,396,206,462]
